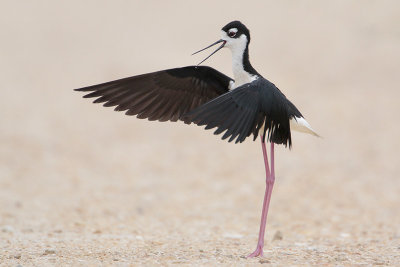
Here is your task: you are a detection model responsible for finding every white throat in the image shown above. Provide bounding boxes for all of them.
[222,32,258,89]
[231,49,257,89]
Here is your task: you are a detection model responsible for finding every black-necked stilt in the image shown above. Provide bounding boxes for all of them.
[75,21,318,258]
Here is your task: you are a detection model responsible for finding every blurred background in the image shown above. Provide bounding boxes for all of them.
[1,0,399,265]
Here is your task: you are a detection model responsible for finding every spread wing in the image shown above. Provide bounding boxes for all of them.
[182,78,302,147]
[75,66,232,122]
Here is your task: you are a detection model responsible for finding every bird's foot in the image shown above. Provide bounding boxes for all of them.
[247,245,264,258]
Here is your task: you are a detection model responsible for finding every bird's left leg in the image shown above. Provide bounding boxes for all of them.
[248,141,275,258]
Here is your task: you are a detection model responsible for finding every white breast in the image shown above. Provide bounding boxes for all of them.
[231,69,258,89]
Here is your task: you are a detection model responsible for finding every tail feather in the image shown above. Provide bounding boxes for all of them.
[290,116,320,137]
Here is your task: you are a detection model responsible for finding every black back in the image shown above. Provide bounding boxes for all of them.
[182,78,302,147]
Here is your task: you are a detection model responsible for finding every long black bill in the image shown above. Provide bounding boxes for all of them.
[192,39,226,66]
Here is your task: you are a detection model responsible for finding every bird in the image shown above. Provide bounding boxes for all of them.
[75,20,318,258]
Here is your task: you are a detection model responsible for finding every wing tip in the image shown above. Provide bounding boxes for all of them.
[74,87,93,92]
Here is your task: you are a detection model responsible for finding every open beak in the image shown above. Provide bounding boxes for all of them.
[192,39,226,66]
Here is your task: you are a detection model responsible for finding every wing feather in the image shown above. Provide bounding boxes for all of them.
[182,78,300,146]
[75,66,232,122]
[76,66,305,147]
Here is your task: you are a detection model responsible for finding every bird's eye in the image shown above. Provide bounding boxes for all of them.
[228,31,236,38]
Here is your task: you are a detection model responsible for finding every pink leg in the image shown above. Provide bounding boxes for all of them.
[247,139,275,258]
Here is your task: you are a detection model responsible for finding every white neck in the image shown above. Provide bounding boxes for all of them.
[221,31,259,89]
[231,48,257,88]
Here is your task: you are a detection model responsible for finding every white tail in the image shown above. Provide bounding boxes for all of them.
[290,116,319,137]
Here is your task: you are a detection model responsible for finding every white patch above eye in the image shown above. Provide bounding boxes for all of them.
[227,28,238,37]
[228,28,238,34]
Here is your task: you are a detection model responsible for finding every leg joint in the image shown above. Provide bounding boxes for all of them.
[266,175,275,185]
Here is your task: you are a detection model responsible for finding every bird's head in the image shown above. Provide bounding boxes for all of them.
[221,20,251,50]
[193,21,250,65]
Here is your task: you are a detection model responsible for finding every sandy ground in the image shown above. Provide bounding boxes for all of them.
[1,1,400,266]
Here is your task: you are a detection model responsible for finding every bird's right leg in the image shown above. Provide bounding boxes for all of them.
[247,138,275,258]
